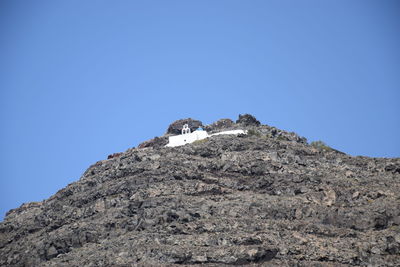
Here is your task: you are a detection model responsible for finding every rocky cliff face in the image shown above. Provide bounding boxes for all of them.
[1,115,399,266]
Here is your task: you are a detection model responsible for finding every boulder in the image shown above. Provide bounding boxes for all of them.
[236,114,261,126]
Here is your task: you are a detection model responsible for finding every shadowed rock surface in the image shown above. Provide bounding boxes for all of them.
[1,115,399,266]
[236,114,261,126]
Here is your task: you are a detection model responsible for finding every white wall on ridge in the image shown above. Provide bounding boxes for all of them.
[210,130,246,136]
[166,130,209,147]
[166,129,246,147]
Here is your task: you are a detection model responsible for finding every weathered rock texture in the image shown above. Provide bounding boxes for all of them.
[137,136,168,149]
[236,114,261,126]
[1,115,399,266]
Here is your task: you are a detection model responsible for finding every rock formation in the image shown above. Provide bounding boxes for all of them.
[236,114,261,126]
[1,115,399,266]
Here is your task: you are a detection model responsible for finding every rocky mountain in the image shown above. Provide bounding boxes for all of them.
[1,114,399,266]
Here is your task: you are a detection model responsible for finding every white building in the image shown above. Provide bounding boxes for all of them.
[165,124,246,147]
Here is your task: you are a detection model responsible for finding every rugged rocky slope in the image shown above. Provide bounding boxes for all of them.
[1,115,399,266]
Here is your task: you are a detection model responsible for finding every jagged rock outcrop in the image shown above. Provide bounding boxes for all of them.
[1,115,399,266]
[236,114,261,126]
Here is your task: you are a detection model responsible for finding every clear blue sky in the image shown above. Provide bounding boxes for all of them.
[1,0,399,220]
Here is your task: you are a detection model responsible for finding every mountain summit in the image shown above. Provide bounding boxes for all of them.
[1,114,399,266]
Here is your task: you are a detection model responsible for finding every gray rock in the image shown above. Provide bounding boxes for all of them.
[137,136,168,149]
[236,113,260,126]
